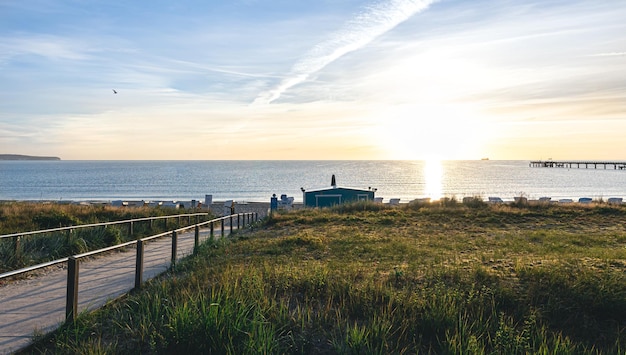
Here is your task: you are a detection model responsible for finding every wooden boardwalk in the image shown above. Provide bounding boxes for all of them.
[530,160,626,170]
[0,227,225,354]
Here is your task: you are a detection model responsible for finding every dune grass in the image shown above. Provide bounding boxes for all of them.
[18,201,626,354]
[0,202,210,273]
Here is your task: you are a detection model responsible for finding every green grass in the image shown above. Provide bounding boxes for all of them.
[0,202,213,272]
[17,201,626,354]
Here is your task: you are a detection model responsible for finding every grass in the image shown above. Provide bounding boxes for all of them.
[0,202,213,273]
[16,201,626,354]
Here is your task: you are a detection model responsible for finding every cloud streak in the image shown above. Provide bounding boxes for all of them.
[590,52,626,57]
[253,0,438,105]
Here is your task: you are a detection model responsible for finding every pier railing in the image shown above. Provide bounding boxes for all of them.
[530,160,626,170]
[0,212,258,322]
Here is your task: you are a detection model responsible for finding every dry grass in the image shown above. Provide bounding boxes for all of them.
[0,201,209,272]
[19,201,626,354]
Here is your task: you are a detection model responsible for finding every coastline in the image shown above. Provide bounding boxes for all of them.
[0,154,60,161]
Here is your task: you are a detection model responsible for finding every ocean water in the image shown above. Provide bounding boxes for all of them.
[1,160,626,203]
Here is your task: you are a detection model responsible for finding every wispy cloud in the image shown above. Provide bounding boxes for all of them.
[590,52,626,57]
[253,0,438,105]
[0,35,94,61]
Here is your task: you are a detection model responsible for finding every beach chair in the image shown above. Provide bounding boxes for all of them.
[608,197,623,204]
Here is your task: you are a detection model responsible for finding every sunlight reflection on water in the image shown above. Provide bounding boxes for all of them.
[424,159,442,200]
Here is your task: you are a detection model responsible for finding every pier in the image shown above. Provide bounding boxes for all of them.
[530,160,626,170]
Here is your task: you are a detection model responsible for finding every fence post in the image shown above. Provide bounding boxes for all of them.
[178,215,181,226]
[171,231,177,266]
[14,236,22,264]
[210,221,214,239]
[230,215,233,234]
[188,215,191,225]
[221,218,224,236]
[66,228,72,244]
[194,225,199,253]
[237,213,240,229]
[135,239,144,289]
[66,256,79,322]
[128,221,133,238]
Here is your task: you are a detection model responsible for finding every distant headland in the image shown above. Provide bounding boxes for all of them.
[0,154,61,161]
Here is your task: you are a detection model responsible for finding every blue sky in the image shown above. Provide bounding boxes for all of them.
[1,0,625,160]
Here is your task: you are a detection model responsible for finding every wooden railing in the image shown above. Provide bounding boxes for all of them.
[0,212,212,240]
[0,212,211,271]
[0,212,258,322]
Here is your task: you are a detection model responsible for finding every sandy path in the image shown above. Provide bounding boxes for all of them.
[0,227,225,354]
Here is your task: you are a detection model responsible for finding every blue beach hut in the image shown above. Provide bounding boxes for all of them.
[302,175,375,208]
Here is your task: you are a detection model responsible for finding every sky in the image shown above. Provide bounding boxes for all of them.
[1,0,625,161]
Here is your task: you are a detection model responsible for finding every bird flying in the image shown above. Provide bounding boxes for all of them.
[112,89,117,94]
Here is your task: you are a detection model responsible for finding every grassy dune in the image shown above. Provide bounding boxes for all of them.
[0,202,209,273]
[20,201,626,354]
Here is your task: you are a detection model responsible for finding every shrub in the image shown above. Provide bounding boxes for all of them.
[463,196,487,208]
[33,211,81,229]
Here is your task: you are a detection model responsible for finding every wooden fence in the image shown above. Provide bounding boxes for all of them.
[0,212,211,262]
[0,212,258,322]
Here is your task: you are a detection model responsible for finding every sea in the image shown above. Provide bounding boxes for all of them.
[1,160,626,203]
